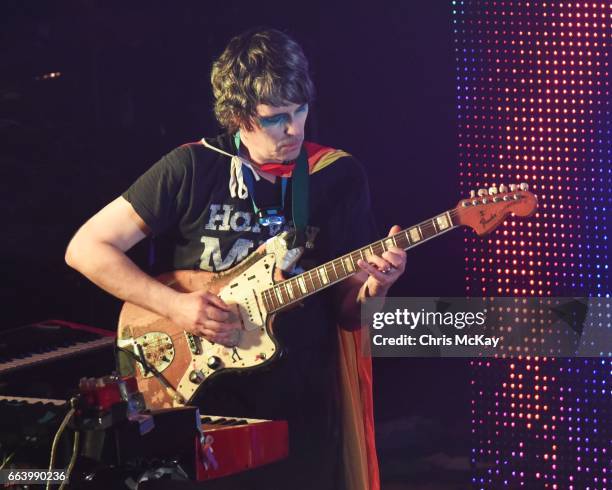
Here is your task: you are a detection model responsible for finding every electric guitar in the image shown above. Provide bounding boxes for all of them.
[117,183,537,409]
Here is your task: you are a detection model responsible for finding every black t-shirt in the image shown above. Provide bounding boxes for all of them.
[122,133,378,489]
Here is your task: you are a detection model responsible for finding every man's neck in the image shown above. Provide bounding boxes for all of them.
[238,144,278,183]
[252,166,277,184]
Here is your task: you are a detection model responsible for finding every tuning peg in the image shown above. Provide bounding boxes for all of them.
[519,182,529,191]
[509,184,517,192]
[470,190,476,199]
[477,188,489,197]
[499,184,508,193]
[488,186,498,195]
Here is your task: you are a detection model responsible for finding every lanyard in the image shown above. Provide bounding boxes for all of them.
[234,133,309,242]
[241,163,288,217]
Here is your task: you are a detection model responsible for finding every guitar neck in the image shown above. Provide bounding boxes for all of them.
[261,209,459,313]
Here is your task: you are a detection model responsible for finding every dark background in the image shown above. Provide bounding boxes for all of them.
[1,1,470,487]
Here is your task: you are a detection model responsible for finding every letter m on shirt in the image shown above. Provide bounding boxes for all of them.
[198,236,254,271]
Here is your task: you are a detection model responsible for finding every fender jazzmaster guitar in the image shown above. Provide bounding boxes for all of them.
[117,183,537,408]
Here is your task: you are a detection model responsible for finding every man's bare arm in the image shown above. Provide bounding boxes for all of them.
[65,196,240,344]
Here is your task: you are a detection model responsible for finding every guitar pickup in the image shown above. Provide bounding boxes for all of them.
[185,332,202,355]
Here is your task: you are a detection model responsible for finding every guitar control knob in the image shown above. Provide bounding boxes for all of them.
[519,182,529,191]
[207,356,223,370]
[509,184,517,192]
[499,184,508,193]
[189,370,206,384]
[469,190,476,199]
[489,186,498,195]
[478,189,488,197]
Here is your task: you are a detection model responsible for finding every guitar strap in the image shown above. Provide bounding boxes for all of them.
[290,147,309,248]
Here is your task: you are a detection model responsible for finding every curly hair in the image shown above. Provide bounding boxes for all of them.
[211,29,315,132]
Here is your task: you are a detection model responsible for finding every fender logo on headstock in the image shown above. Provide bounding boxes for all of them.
[479,210,497,227]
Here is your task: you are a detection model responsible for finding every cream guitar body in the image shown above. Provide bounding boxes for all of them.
[118,248,284,409]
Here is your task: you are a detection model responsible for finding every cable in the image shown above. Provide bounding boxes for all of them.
[58,428,79,490]
[46,399,76,490]
[0,451,15,470]
[116,345,186,405]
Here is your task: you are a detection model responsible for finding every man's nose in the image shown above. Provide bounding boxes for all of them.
[284,118,301,136]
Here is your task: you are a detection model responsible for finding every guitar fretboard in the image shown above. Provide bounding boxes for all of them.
[261,210,458,312]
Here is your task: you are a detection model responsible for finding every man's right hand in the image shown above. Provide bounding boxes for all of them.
[167,291,242,346]
[66,197,242,348]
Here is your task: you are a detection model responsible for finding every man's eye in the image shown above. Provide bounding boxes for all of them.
[260,115,284,127]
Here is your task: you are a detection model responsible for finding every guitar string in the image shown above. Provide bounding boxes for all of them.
[262,194,527,309]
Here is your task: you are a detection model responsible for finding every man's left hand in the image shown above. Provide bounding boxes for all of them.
[356,225,406,298]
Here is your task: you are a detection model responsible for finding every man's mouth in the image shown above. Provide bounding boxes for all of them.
[280,141,301,151]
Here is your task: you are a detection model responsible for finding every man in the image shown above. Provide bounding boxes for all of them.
[66,29,406,489]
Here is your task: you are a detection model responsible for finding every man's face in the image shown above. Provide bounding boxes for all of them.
[239,102,309,164]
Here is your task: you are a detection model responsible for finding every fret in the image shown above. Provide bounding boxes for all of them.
[372,241,384,256]
[428,221,437,237]
[359,247,369,262]
[311,269,323,290]
[319,266,329,285]
[304,271,315,293]
[344,256,355,273]
[446,210,454,227]
[422,222,435,240]
[274,286,284,306]
[279,283,290,304]
[262,289,271,311]
[395,231,409,249]
[267,288,279,311]
[408,227,421,243]
[419,223,429,240]
[436,213,451,231]
[312,268,321,287]
[325,260,340,282]
[287,280,297,299]
[285,281,294,300]
[338,257,348,276]
[331,260,341,280]
[308,268,321,292]
[297,276,308,294]
[331,260,339,280]
[291,279,301,298]
[431,218,438,233]
[261,291,271,311]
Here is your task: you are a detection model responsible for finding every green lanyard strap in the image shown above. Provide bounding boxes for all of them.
[291,147,309,248]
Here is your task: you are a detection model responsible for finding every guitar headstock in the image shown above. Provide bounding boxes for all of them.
[454,183,538,236]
